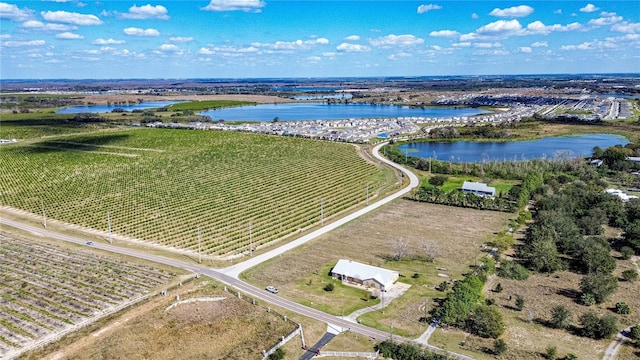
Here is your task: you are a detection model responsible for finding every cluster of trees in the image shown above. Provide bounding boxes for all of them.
[433,274,505,339]
[592,144,640,171]
[409,186,515,212]
[375,340,449,360]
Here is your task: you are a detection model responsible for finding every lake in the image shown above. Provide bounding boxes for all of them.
[398,134,629,163]
[199,103,487,121]
[56,101,182,114]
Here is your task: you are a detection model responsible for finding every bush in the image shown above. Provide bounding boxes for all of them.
[550,305,572,329]
[580,293,596,306]
[563,354,578,360]
[622,269,638,282]
[493,339,507,355]
[497,260,530,280]
[580,312,618,339]
[515,295,525,311]
[428,175,449,187]
[323,283,334,292]
[494,283,503,293]
[545,346,557,360]
[615,302,631,315]
[629,324,640,340]
[468,305,505,339]
[436,281,448,292]
[621,246,635,260]
[579,272,618,304]
[486,298,496,306]
[269,348,286,360]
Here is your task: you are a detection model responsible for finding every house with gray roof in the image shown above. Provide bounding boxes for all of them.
[331,259,399,291]
[461,181,496,197]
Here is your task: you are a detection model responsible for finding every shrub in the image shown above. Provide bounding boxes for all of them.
[580,312,618,339]
[497,260,530,280]
[486,298,496,306]
[494,283,503,293]
[550,305,572,329]
[545,346,557,360]
[436,281,448,292]
[580,293,596,306]
[579,272,618,304]
[269,348,286,360]
[468,305,505,339]
[622,269,638,282]
[493,339,507,355]
[428,175,449,187]
[323,283,334,292]
[615,302,631,315]
[412,273,421,279]
[563,354,578,360]
[621,246,635,260]
[515,295,525,311]
[629,324,640,340]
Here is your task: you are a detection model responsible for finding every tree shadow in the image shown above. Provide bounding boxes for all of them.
[17,133,132,155]
[556,288,580,301]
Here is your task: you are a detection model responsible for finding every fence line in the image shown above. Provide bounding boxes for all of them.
[315,350,379,359]
[3,275,196,360]
[262,325,302,359]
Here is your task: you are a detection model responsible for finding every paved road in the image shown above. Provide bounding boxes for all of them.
[602,327,632,360]
[0,143,473,360]
[299,332,336,360]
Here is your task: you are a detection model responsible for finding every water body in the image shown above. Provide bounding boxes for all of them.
[56,101,182,114]
[199,103,487,121]
[398,134,629,163]
[292,94,353,100]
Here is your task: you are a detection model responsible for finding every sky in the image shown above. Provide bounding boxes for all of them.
[1,0,639,79]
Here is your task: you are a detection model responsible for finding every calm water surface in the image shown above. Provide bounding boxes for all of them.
[398,134,629,163]
[57,101,182,114]
[199,103,487,121]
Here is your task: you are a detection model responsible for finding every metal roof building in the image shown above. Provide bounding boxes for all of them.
[461,181,496,197]
[331,259,399,291]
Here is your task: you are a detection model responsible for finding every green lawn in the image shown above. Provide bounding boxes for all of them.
[425,174,519,195]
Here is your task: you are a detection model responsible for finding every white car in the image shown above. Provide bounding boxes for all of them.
[265,286,278,294]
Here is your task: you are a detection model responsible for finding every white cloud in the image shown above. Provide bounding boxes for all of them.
[417,4,441,14]
[322,52,336,57]
[473,42,502,48]
[202,0,265,12]
[531,41,548,47]
[588,13,623,27]
[307,56,321,62]
[170,36,194,43]
[429,30,459,38]
[459,33,476,41]
[21,20,75,31]
[344,35,360,41]
[518,46,532,53]
[315,37,329,45]
[124,27,160,36]
[452,42,471,47]
[612,22,640,34]
[41,10,102,25]
[198,47,214,55]
[475,19,523,38]
[489,5,534,18]
[159,43,179,51]
[0,2,33,21]
[2,39,45,47]
[0,34,10,39]
[56,31,83,39]
[559,34,637,51]
[251,38,328,51]
[336,43,371,52]
[471,13,479,19]
[580,4,599,13]
[388,52,412,60]
[121,4,169,20]
[554,9,562,15]
[473,49,509,56]
[370,34,424,47]
[92,38,125,45]
[524,20,583,34]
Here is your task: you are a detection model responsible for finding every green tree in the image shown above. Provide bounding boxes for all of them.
[573,237,615,274]
[468,305,505,338]
[269,348,286,360]
[620,246,635,260]
[521,237,563,273]
[579,272,618,304]
[493,339,507,355]
[428,175,449,187]
[580,312,618,339]
[550,305,572,329]
[497,260,529,280]
[624,220,640,253]
[629,324,640,340]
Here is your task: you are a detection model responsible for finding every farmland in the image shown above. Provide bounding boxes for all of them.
[0,233,178,358]
[0,128,392,257]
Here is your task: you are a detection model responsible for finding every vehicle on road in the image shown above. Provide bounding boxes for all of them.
[265,286,278,294]
[86,241,93,245]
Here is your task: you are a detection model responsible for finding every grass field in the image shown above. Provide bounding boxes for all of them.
[29,279,297,360]
[0,128,392,257]
[242,199,512,336]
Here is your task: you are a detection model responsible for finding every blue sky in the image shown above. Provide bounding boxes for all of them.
[1,1,639,79]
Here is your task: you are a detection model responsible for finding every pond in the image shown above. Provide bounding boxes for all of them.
[199,103,487,121]
[397,134,629,163]
[56,101,182,114]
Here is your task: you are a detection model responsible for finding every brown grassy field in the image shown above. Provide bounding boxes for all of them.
[34,279,298,360]
[242,199,513,337]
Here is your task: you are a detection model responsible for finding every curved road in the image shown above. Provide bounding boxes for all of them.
[0,143,473,359]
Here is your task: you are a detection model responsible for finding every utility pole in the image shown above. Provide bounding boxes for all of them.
[41,199,46,228]
[107,211,112,244]
[197,226,201,264]
[248,222,253,256]
[320,200,324,227]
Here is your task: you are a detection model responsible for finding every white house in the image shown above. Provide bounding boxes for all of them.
[461,181,496,197]
[605,188,639,202]
[331,259,399,291]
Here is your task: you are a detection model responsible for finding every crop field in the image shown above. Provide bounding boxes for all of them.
[0,128,390,257]
[0,234,176,358]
